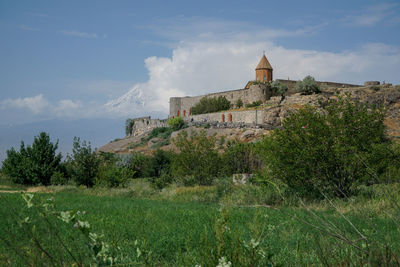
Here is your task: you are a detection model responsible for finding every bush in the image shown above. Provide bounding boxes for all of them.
[295,75,321,95]
[67,137,100,187]
[245,100,262,108]
[167,116,185,130]
[191,96,231,115]
[2,132,62,185]
[96,166,131,188]
[172,130,221,185]
[222,142,263,175]
[50,171,68,185]
[124,152,154,178]
[270,81,288,96]
[259,96,395,198]
[235,98,244,108]
[125,119,135,136]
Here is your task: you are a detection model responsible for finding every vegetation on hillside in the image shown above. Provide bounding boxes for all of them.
[295,75,321,95]
[260,96,399,198]
[191,96,231,115]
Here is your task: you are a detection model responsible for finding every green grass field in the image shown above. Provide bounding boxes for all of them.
[1,183,400,266]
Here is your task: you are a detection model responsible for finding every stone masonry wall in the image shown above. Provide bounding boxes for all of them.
[130,116,167,136]
[169,84,270,117]
[187,109,268,125]
[276,79,361,94]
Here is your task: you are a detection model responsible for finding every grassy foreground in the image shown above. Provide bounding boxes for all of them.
[1,182,400,266]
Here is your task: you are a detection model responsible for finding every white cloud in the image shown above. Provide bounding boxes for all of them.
[61,30,98,39]
[1,94,49,114]
[19,24,39,31]
[343,3,398,26]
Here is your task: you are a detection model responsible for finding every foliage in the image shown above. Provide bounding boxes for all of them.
[97,165,132,188]
[245,100,262,108]
[0,192,123,266]
[123,152,154,178]
[95,153,134,187]
[167,116,185,130]
[295,75,321,95]
[235,98,244,108]
[50,171,68,185]
[67,137,100,187]
[125,118,135,136]
[260,96,395,198]
[1,183,400,266]
[150,149,174,178]
[270,80,288,96]
[172,130,221,185]
[222,142,263,175]
[2,132,62,185]
[191,96,232,115]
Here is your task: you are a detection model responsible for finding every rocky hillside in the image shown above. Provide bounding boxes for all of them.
[99,85,400,155]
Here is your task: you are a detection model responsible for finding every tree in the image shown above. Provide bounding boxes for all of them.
[2,132,61,185]
[295,75,321,95]
[270,81,288,102]
[67,137,99,187]
[172,130,220,185]
[167,116,185,130]
[260,97,393,198]
[222,142,263,175]
[235,98,244,108]
[125,119,135,136]
[191,96,231,115]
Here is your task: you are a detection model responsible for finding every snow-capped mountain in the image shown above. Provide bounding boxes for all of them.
[105,85,147,116]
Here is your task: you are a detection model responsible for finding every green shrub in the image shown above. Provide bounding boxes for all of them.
[96,166,132,188]
[122,152,154,178]
[222,142,263,175]
[150,149,174,178]
[191,96,231,115]
[50,171,68,185]
[259,96,395,198]
[295,75,321,95]
[172,130,221,185]
[149,173,173,190]
[235,98,244,108]
[167,116,185,130]
[2,132,62,185]
[125,118,135,136]
[245,100,262,108]
[270,80,288,96]
[67,137,100,187]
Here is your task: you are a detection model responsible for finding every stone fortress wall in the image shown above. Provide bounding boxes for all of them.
[129,116,167,136]
[170,83,271,117]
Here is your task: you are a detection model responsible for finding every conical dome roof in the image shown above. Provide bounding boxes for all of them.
[256,54,273,70]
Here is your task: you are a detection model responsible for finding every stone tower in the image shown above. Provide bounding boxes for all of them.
[255,54,273,82]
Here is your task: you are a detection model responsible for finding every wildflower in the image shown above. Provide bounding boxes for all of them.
[216,256,231,267]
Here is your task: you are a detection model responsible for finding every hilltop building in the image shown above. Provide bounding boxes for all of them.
[169,54,359,117]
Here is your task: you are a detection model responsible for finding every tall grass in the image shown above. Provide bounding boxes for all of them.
[1,183,400,266]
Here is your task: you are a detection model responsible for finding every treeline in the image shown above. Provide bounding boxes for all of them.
[2,97,400,199]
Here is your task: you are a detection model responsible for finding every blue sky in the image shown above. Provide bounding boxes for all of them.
[0,0,400,159]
